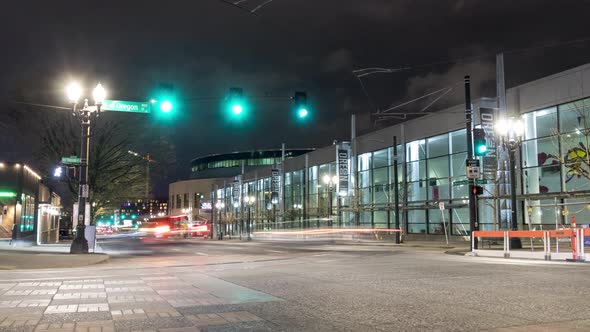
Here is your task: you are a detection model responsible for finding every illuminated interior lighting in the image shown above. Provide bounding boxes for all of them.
[0,191,17,198]
[23,165,41,180]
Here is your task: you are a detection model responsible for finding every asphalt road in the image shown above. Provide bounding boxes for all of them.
[1,239,590,331]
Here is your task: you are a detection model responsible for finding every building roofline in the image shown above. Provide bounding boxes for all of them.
[190,148,315,164]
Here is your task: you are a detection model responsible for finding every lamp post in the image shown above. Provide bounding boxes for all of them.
[67,82,106,254]
[244,195,255,241]
[496,117,525,249]
[215,201,225,239]
[322,174,339,227]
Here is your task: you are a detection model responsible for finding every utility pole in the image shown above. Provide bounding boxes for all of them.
[465,76,478,250]
[393,135,401,244]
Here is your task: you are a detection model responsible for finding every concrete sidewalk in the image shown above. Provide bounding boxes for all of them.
[0,242,109,270]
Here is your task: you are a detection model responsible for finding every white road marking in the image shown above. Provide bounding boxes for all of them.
[312,253,330,257]
[264,250,286,253]
[196,252,209,256]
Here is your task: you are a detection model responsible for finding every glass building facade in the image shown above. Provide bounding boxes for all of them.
[205,96,590,238]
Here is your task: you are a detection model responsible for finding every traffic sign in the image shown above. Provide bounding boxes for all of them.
[439,202,445,210]
[61,156,81,164]
[102,100,150,113]
[81,184,89,198]
[466,159,481,179]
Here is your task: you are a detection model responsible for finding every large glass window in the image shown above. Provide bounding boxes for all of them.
[560,99,590,134]
[428,156,450,179]
[450,130,467,154]
[406,140,426,161]
[372,149,389,168]
[407,210,426,234]
[358,153,371,171]
[427,134,449,158]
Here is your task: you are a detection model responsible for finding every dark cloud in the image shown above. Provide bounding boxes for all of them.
[2,0,590,194]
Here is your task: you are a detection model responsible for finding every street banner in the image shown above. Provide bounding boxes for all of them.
[337,145,350,196]
[271,169,280,202]
[232,179,241,206]
[480,107,497,178]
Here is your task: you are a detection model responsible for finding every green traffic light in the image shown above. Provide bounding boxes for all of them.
[232,104,243,115]
[298,108,308,118]
[160,101,173,113]
[477,145,487,154]
[131,214,137,220]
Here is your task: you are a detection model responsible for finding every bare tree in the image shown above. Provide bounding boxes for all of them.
[36,113,147,221]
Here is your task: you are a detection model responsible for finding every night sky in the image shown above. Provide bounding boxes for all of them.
[2,0,590,196]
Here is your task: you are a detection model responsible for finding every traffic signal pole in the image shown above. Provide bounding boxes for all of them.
[464,76,478,250]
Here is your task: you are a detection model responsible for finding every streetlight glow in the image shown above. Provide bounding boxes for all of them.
[513,119,525,137]
[495,119,509,137]
[92,83,106,104]
[66,82,82,103]
[322,174,331,185]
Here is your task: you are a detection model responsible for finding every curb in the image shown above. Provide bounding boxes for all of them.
[0,252,110,270]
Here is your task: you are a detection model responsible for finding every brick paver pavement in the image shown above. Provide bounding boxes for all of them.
[0,269,278,332]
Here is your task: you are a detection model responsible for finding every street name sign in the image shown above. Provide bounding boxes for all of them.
[102,100,151,113]
[61,156,81,164]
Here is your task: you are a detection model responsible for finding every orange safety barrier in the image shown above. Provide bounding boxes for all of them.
[548,229,575,238]
[508,230,546,238]
[472,229,587,262]
[473,231,504,238]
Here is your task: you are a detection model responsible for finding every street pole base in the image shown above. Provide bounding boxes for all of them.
[70,237,89,254]
[510,238,522,250]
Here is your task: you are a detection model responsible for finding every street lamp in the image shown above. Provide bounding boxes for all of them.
[244,195,255,241]
[496,117,525,249]
[322,174,339,227]
[67,82,106,254]
[214,201,226,240]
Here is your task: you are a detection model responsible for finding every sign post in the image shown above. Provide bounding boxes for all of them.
[439,202,449,245]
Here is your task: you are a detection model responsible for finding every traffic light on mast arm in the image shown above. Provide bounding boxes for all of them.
[473,128,487,156]
[293,91,308,119]
[151,83,176,116]
[226,87,245,117]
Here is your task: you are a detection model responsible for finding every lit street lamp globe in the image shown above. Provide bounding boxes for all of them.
[66,82,82,103]
[92,83,106,104]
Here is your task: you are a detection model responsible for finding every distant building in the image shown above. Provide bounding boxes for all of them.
[119,199,168,220]
[170,149,314,220]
